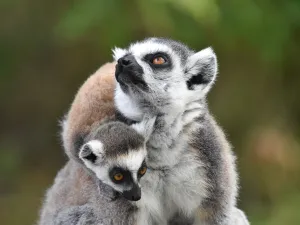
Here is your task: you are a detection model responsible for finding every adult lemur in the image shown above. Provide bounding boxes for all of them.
[39,38,249,224]
[112,38,249,224]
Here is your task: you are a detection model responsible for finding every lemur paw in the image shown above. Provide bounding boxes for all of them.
[131,114,157,141]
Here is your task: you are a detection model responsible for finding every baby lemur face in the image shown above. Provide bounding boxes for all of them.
[79,122,148,201]
[113,37,218,121]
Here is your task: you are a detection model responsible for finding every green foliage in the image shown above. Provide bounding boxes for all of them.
[55,0,300,62]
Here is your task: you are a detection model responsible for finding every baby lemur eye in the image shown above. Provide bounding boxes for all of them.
[110,167,131,184]
[138,166,147,176]
[113,173,124,181]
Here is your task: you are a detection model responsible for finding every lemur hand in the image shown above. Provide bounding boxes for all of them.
[131,114,157,141]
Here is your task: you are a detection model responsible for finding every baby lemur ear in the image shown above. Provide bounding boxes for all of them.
[185,47,218,93]
[79,141,104,164]
[131,115,156,142]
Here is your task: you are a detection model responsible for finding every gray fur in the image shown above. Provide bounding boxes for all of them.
[38,161,138,225]
[86,121,145,159]
[151,37,191,65]
[39,37,250,225]
[39,120,154,225]
[114,37,250,224]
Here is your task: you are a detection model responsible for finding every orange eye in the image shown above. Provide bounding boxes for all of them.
[139,166,147,176]
[113,173,124,181]
[152,56,166,65]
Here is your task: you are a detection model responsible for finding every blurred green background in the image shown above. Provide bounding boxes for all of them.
[1,0,300,224]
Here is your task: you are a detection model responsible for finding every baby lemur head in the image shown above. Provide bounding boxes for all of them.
[79,121,152,201]
[113,37,218,121]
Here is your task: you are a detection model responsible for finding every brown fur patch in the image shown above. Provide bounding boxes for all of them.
[63,62,117,159]
[196,207,213,220]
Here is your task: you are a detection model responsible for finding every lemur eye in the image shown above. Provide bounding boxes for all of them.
[138,166,147,176]
[152,56,166,65]
[113,173,124,181]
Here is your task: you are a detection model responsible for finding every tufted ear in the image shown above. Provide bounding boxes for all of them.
[79,140,104,164]
[185,47,218,93]
[112,47,127,61]
[131,115,156,142]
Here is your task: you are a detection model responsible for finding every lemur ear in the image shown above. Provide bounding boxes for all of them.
[112,47,127,61]
[131,115,156,142]
[185,47,218,92]
[79,140,104,164]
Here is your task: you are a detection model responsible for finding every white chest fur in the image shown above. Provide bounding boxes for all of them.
[115,91,208,223]
[162,147,208,219]
[136,115,208,224]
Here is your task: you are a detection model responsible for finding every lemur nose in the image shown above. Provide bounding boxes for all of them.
[118,55,133,67]
[131,194,141,201]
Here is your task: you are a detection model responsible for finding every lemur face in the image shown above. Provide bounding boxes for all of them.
[113,38,218,120]
[79,122,147,201]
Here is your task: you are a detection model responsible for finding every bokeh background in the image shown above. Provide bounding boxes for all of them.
[1,0,300,224]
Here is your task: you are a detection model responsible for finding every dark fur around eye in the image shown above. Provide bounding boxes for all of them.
[143,52,172,70]
[138,160,147,179]
[109,167,133,185]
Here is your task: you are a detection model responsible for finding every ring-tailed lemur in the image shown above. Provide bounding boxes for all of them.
[112,37,250,225]
[38,118,158,225]
[42,38,249,225]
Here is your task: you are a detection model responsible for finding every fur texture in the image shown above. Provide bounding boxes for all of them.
[39,38,249,225]
[39,120,155,224]
[112,37,250,225]
[39,64,158,225]
[61,62,117,163]
[38,161,139,225]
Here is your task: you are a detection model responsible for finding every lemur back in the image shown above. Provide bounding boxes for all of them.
[61,62,116,162]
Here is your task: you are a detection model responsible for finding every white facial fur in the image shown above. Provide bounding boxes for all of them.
[115,88,144,121]
[113,38,218,121]
[115,149,147,183]
[79,140,147,192]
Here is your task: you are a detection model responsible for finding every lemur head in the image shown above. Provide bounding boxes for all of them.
[79,120,154,201]
[113,37,218,121]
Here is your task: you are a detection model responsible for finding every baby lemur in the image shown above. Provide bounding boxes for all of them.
[38,118,156,225]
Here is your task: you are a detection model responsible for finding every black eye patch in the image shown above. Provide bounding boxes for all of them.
[143,52,172,70]
[109,167,133,185]
[137,160,147,179]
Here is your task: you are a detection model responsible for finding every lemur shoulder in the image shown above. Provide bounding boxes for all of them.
[62,62,116,163]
